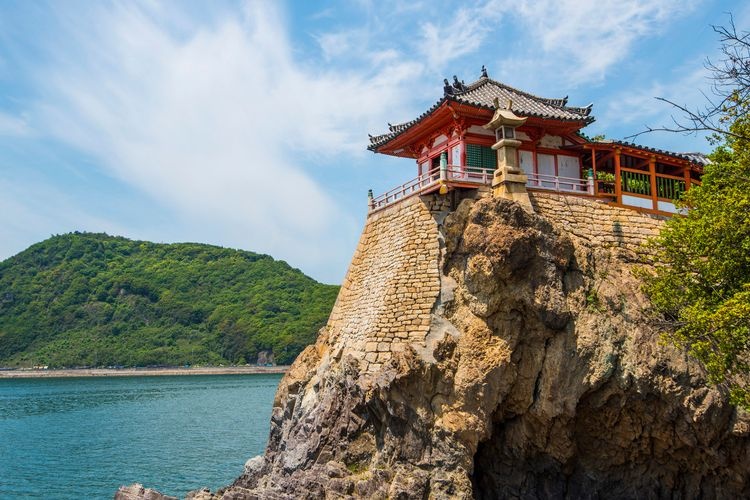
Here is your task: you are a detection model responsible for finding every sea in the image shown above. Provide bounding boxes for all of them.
[0,373,282,499]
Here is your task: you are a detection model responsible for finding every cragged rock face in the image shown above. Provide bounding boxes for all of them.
[120,196,750,499]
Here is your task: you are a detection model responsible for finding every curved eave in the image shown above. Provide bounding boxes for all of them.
[368,97,448,153]
[369,96,593,155]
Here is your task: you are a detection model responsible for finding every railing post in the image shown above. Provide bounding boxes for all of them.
[367,189,374,211]
[587,168,594,195]
[614,148,622,202]
[649,156,658,211]
[591,147,598,195]
[554,176,560,192]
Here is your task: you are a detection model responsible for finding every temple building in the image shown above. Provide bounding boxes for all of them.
[367,70,708,216]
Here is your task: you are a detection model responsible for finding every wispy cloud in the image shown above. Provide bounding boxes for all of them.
[411,0,700,87]
[0,0,717,281]
[494,0,699,86]
[595,66,713,150]
[0,111,31,136]
[602,67,710,127]
[417,1,509,72]
[28,1,423,282]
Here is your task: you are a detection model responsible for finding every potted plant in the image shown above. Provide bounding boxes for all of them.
[596,171,616,194]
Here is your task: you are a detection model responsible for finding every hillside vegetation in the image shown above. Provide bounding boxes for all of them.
[0,233,339,368]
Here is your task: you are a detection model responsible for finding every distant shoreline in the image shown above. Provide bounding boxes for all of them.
[0,365,289,379]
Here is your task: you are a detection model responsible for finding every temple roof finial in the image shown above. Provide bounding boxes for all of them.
[481,65,488,78]
[452,75,466,93]
[443,78,454,96]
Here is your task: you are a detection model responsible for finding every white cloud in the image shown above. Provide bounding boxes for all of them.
[591,65,717,153]
[4,0,713,281]
[505,0,699,85]
[29,1,421,283]
[0,111,31,137]
[412,0,699,86]
[316,30,360,61]
[417,2,507,71]
[601,67,710,129]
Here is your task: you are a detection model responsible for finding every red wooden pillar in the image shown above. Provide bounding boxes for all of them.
[649,156,657,211]
[591,147,598,195]
[614,148,622,203]
[684,164,692,192]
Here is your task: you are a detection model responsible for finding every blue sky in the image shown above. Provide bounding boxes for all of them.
[0,0,745,284]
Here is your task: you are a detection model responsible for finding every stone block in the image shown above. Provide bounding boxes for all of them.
[376,352,391,362]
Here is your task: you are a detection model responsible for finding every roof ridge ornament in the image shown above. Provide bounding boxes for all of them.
[443,78,454,96]
[452,75,466,93]
[369,76,596,152]
[481,65,488,78]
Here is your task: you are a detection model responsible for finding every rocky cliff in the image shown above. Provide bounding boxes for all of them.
[118,194,750,499]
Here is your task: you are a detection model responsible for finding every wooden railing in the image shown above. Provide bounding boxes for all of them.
[621,168,651,196]
[620,168,689,201]
[595,179,616,197]
[371,167,603,212]
[447,167,494,184]
[370,168,438,210]
[370,166,492,211]
[526,172,590,193]
[656,174,686,200]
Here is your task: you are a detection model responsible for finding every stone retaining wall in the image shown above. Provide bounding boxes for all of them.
[326,190,665,375]
[326,196,441,372]
[530,192,665,259]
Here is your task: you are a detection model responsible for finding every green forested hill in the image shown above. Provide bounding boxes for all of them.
[0,232,339,368]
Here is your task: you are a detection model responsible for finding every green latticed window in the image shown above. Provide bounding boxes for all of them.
[466,144,496,172]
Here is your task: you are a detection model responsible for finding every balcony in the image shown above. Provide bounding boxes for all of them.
[369,166,493,211]
[526,172,591,194]
[369,166,594,212]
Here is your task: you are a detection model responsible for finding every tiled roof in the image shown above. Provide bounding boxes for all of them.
[368,76,594,151]
[680,152,712,166]
[368,98,448,150]
[589,138,711,166]
[454,78,593,122]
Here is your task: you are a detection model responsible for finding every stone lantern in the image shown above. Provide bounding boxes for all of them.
[482,98,534,212]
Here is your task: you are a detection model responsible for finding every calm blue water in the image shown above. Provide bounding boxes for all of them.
[0,374,282,499]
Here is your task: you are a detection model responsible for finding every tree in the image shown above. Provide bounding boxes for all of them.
[629,15,750,142]
[641,84,750,408]
[643,133,750,405]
